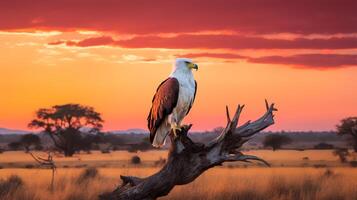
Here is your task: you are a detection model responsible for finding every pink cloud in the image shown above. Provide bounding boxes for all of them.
[49,35,357,50]
[177,53,247,59]
[248,54,357,68]
[1,0,356,35]
[179,52,357,69]
[73,36,114,47]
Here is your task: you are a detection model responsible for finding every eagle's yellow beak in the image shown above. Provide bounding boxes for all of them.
[188,63,198,71]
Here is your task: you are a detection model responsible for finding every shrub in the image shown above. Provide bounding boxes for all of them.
[323,169,334,177]
[263,134,292,151]
[350,161,357,167]
[77,167,98,184]
[7,142,22,151]
[131,156,141,164]
[101,149,110,154]
[336,117,357,152]
[0,175,24,197]
[313,164,327,168]
[314,143,334,150]
[24,164,35,169]
[333,148,350,163]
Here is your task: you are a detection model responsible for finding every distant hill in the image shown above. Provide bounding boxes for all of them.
[110,128,149,134]
[0,127,30,135]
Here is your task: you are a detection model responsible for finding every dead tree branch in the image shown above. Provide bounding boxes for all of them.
[29,151,56,191]
[100,100,277,200]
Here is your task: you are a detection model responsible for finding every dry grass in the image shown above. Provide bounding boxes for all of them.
[0,150,168,163]
[165,167,357,200]
[0,150,356,200]
[0,167,356,200]
[0,150,345,168]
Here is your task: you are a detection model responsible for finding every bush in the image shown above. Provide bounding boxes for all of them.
[77,167,98,184]
[314,143,334,149]
[0,175,24,197]
[323,169,334,177]
[24,164,35,169]
[101,149,110,154]
[127,138,153,152]
[131,156,141,164]
[333,148,350,163]
[313,164,327,168]
[7,142,22,151]
[263,134,292,151]
[350,161,357,167]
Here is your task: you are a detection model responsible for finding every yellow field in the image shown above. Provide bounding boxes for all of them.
[0,150,346,168]
[0,150,356,200]
[0,167,357,200]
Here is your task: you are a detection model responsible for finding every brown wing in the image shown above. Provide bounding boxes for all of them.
[186,80,197,115]
[147,78,179,143]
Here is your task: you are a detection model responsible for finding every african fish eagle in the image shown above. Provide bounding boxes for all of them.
[147,58,198,147]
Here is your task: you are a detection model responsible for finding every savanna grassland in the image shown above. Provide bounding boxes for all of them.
[0,150,357,200]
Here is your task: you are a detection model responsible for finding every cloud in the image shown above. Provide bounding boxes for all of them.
[1,0,357,35]
[49,34,357,50]
[248,54,357,68]
[176,52,357,69]
[48,36,114,47]
[72,36,114,47]
[177,53,247,59]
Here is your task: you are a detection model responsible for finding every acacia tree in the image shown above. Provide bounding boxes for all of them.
[28,104,103,157]
[263,134,292,151]
[336,117,357,152]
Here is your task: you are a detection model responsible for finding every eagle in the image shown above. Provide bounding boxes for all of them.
[147,58,198,147]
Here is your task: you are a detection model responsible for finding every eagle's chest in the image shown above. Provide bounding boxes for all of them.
[175,80,195,115]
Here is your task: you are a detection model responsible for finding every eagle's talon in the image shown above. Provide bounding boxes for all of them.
[172,126,182,137]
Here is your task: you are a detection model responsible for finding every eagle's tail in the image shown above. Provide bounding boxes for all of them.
[152,123,170,148]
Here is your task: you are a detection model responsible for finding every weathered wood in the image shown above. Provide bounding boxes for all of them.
[29,151,56,191]
[100,101,277,200]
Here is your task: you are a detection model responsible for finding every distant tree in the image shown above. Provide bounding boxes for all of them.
[128,137,153,152]
[8,142,22,151]
[263,134,292,151]
[80,133,104,153]
[28,104,103,157]
[336,117,357,152]
[333,148,350,163]
[212,127,224,134]
[313,142,334,150]
[20,133,41,152]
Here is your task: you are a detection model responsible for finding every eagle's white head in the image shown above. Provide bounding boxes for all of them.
[171,58,198,75]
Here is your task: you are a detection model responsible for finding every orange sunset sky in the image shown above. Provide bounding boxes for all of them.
[1,0,357,132]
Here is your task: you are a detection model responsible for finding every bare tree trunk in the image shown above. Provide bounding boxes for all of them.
[100,101,277,200]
